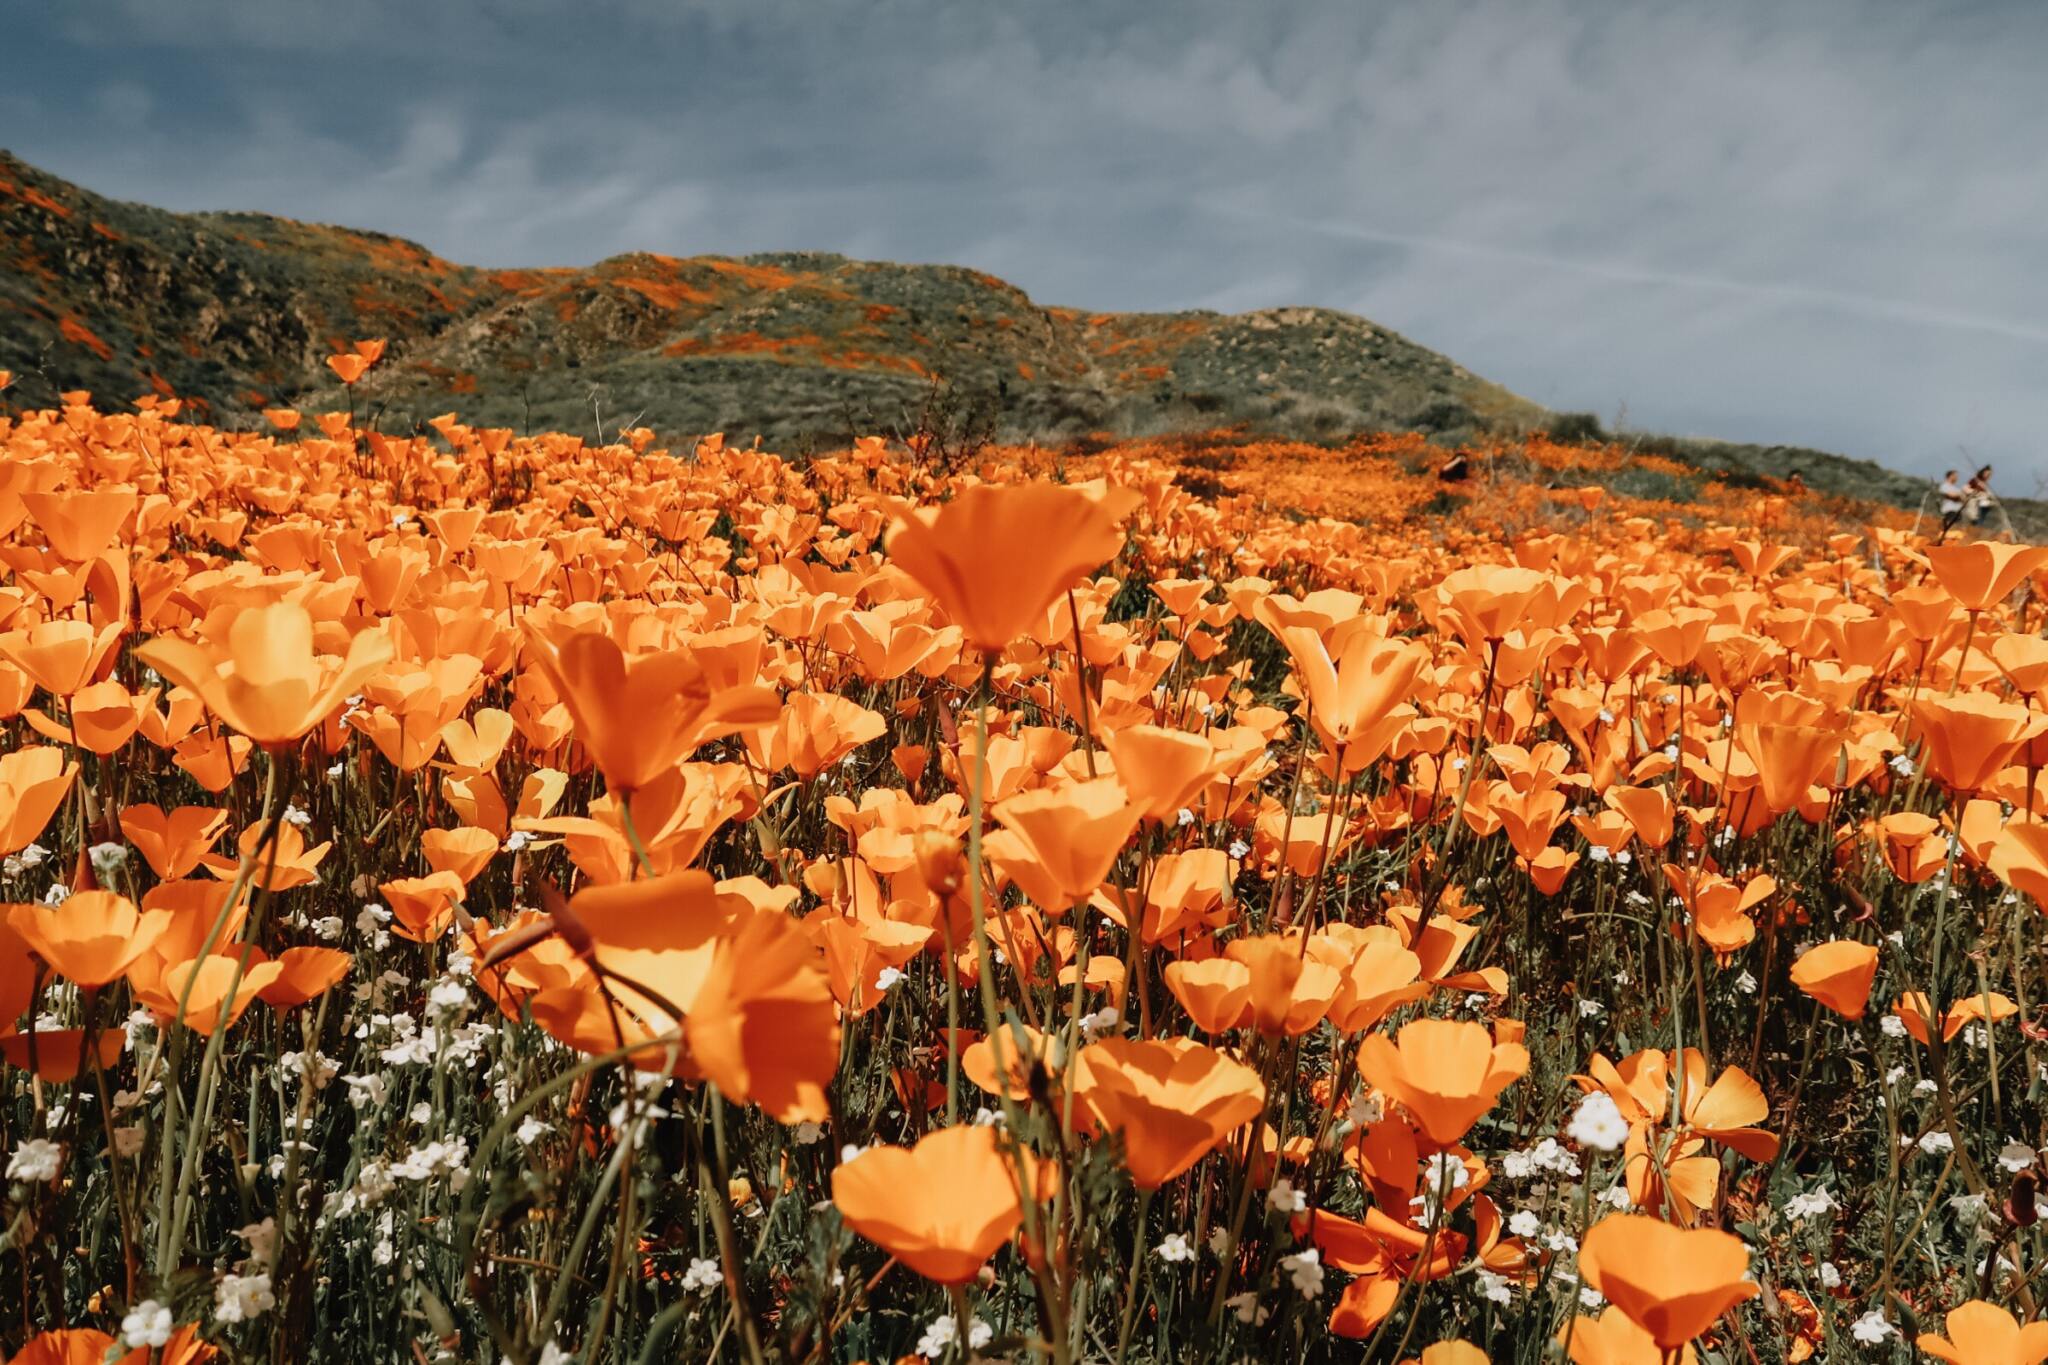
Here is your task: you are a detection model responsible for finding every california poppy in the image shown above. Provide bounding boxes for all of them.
[885,481,1141,652]
[1576,1214,1758,1351]
[1073,1036,1265,1187]
[1915,1299,2048,1365]
[1357,1019,1527,1144]
[137,601,393,745]
[1788,939,1879,1018]
[8,891,172,988]
[830,1124,1040,1282]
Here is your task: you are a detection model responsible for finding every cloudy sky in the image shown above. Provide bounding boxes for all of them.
[6,0,2044,481]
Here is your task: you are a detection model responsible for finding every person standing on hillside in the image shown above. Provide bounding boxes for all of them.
[1938,469,1965,535]
[1964,464,1996,530]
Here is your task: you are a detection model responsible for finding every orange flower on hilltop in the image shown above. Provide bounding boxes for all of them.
[885,480,1141,652]
[830,1124,1041,1283]
[136,601,393,745]
[1356,1018,1528,1145]
[1576,1214,1758,1351]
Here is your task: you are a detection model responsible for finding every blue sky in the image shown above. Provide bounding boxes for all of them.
[5,0,2046,482]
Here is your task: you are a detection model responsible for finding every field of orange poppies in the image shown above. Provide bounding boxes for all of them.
[2,349,2048,1365]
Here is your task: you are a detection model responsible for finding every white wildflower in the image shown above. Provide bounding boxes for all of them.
[1568,1092,1630,1152]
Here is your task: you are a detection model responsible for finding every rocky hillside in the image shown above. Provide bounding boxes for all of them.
[7,149,2037,535]
[0,149,1540,449]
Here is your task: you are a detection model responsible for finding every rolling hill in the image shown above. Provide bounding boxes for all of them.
[1,148,2025,534]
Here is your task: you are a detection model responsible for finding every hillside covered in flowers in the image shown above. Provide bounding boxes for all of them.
[0,351,2046,1365]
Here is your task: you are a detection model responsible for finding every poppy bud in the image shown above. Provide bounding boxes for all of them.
[2008,1169,2039,1228]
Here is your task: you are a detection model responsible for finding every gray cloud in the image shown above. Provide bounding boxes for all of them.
[3,0,2045,481]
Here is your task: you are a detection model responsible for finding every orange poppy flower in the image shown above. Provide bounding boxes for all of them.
[1787,940,1879,1018]
[1072,1036,1265,1187]
[326,352,369,385]
[1163,957,1254,1033]
[1912,694,2048,793]
[987,776,1144,910]
[1559,1308,1698,1365]
[885,481,1141,652]
[153,953,285,1035]
[1576,1214,1758,1351]
[1101,724,1217,821]
[0,618,123,697]
[520,622,779,793]
[830,1123,1040,1283]
[746,691,887,778]
[1403,1344,1488,1365]
[0,746,77,854]
[1915,1300,2048,1365]
[1922,542,2048,613]
[203,820,331,892]
[7,891,172,988]
[1275,625,1427,768]
[0,1026,124,1081]
[683,909,840,1123]
[11,1324,214,1365]
[26,677,153,753]
[380,872,467,942]
[120,804,231,880]
[1357,1019,1528,1144]
[137,601,393,745]
[23,486,137,561]
[1989,822,2048,908]
[1894,990,2018,1045]
[257,946,353,1008]
[422,825,499,884]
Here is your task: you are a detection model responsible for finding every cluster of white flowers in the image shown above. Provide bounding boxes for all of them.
[214,1271,275,1324]
[1502,1136,1581,1181]
[3,842,51,878]
[1266,1179,1305,1215]
[1567,1092,1630,1151]
[1412,1153,1470,1224]
[1224,1291,1269,1325]
[915,1313,991,1359]
[121,1300,173,1350]
[6,1138,62,1184]
[681,1257,723,1293]
[1280,1247,1323,1299]
[1849,1309,1895,1343]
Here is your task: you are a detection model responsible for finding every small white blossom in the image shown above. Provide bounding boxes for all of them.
[6,1138,62,1184]
[681,1257,723,1293]
[213,1271,276,1324]
[1156,1232,1194,1263]
[1267,1179,1306,1215]
[89,842,129,877]
[1568,1092,1630,1152]
[121,1300,173,1350]
[873,966,905,993]
[1280,1247,1324,1299]
[1850,1310,1895,1344]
